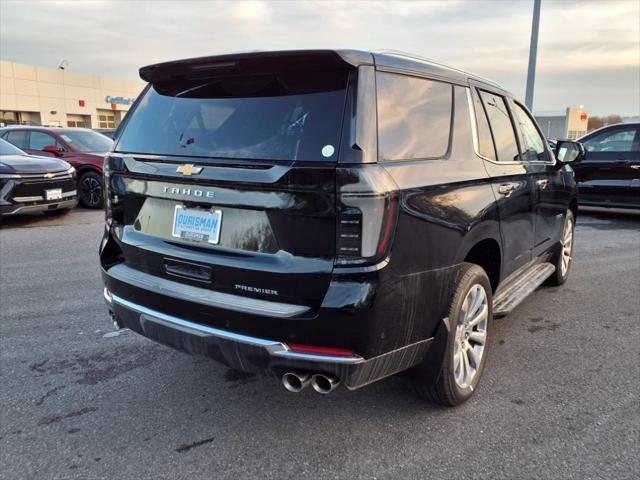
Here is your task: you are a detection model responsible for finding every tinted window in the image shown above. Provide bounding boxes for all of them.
[513,103,548,162]
[479,90,520,162]
[583,127,638,153]
[377,72,452,161]
[58,130,113,152]
[29,131,57,150]
[5,130,29,149]
[116,71,348,161]
[0,138,26,156]
[471,89,496,161]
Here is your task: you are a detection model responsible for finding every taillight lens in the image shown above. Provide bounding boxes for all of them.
[336,165,399,266]
[103,155,126,223]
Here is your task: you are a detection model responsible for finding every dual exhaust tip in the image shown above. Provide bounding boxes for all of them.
[282,371,339,394]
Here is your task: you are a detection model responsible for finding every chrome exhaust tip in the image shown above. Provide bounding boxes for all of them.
[311,373,340,394]
[282,371,311,393]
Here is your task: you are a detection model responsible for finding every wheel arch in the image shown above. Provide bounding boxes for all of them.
[569,198,578,220]
[458,235,502,293]
[76,165,103,178]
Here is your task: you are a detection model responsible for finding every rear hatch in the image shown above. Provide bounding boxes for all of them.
[105,53,355,308]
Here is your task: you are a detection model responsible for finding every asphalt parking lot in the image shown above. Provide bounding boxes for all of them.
[1,207,638,480]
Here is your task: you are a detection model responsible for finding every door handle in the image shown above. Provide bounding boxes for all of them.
[536,179,549,189]
[630,165,640,170]
[498,183,517,196]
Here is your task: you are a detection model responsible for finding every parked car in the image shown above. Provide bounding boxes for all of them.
[573,123,640,208]
[100,50,583,406]
[0,138,77,217]
[0,126,112,208]
[95,129,117,139]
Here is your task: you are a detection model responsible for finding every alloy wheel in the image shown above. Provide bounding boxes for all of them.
[453,283,489,389]
[561,214,574,277]
[81,176,103,207]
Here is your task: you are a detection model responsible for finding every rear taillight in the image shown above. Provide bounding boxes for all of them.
[103,155,126,224]
[336,165,399,266]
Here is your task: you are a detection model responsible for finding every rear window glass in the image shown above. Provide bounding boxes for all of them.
[116,71,349,161]
[376,72,452,161]
[4,130,28,150]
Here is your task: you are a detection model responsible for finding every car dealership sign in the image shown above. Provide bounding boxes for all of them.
[105,95,135,105]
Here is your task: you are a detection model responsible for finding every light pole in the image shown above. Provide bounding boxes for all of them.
[525,0,541,111]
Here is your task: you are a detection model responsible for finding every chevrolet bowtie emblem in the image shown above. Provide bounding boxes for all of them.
[44,173,54,178]
[176,164,202,176]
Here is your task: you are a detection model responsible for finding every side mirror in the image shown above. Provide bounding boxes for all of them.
[554,140,584,165]
[42,145,64,156]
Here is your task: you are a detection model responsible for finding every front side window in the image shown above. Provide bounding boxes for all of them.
[479,90,520,162]
[513,103,549,162]
[376,72,452,161]
[116,71,349,161]
[583,127,638,153]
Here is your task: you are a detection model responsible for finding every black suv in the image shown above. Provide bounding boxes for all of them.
[100,50,583,405]
[574,123,640,209]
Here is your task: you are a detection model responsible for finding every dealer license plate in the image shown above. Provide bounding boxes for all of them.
[45,189,63,201]
[172,205,222,244]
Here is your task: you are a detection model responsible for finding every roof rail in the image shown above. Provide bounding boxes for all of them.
[374,49,503,88]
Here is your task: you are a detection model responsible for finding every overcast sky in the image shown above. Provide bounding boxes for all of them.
[1,0,638,115]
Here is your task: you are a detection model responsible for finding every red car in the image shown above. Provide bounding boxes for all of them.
[0,126,112,208]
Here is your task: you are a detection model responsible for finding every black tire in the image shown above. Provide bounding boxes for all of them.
[43,208,72,217]
[545,210,575,286]
[411,263,493,406]
[78,171,104,209]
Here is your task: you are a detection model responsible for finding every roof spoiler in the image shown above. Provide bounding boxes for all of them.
[139,49,374,84]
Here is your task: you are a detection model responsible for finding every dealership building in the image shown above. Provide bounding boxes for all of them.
[0,60,145,129]
[534,107,589,140]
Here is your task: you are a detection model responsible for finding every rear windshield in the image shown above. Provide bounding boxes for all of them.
[115,71,349,161]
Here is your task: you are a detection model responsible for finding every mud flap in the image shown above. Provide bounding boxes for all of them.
[402,316,451,385]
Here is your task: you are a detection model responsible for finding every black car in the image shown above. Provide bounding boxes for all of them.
[0,139,77,218]
[573,123,640,208]
[100,50,583,406]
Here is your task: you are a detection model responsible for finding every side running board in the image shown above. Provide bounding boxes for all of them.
[493,262,555,317]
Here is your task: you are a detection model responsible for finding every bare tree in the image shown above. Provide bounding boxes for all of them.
[588,115,624,132]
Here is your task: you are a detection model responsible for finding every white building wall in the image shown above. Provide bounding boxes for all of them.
[0,60,145,128]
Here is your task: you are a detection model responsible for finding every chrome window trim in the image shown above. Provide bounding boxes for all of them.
[466,87,555,167]
[109,292,364,364]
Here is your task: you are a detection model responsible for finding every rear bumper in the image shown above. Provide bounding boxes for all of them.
[104,287,434,390]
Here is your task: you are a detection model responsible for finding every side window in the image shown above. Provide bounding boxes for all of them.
[29,132,58,150]
[582,127,638,153]
[376,72,453,161]
[471,88,496,161]
[5,130,29,149]
[512,102,549,162]
[479,90,520,162]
